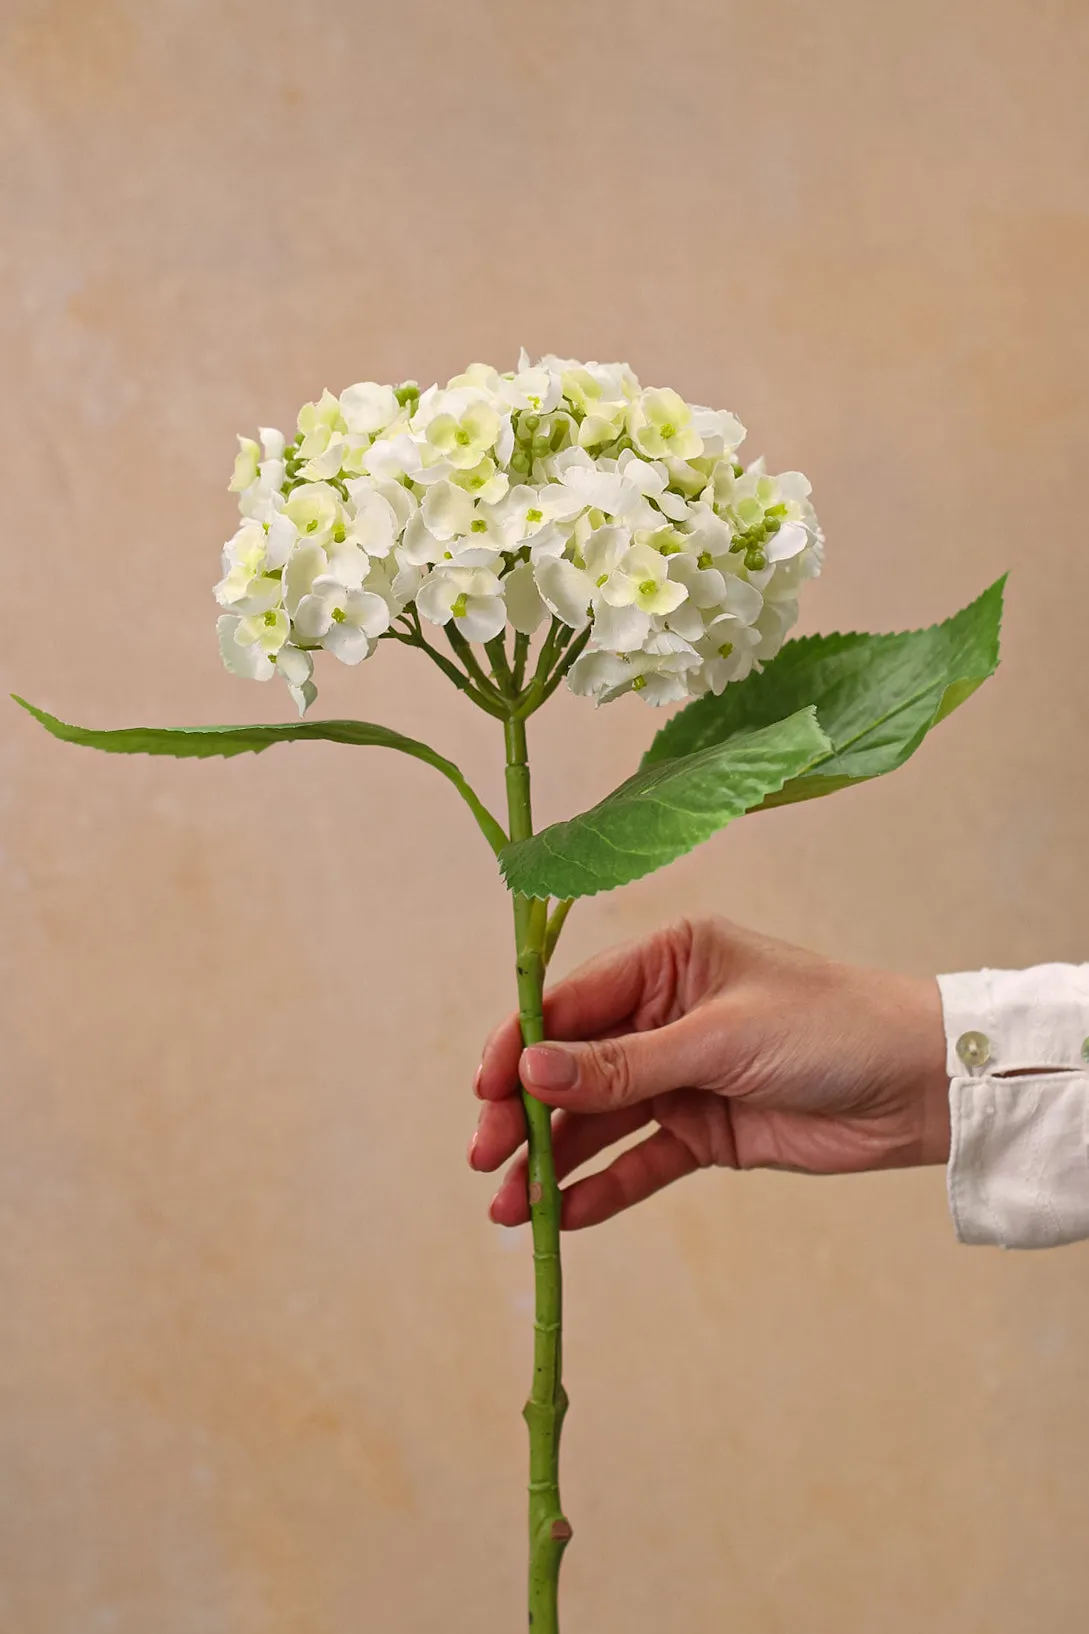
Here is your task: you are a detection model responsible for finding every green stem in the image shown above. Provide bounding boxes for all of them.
[384,628,508,720]
[446,624,504,703]
[537,627,592,708]
[512,631,531,692]
[543,898,574,966]
[485,633,515,696]
[504,713,571,1633]
[515,619,564,718]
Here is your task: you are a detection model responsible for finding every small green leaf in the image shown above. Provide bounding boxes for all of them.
[500,707,832,900]
[642,577,1004,807]
[11,696,508,855]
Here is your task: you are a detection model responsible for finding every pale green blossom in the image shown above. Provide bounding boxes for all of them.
[229,437,261,493]
[416,563,507,643]
[296,389,347,458]
[293,577,391,665]
[627,388,703,461]
[420,396,503,471]
[216,355,822,712]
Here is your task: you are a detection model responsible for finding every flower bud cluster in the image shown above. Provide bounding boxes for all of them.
[215,354,823,712]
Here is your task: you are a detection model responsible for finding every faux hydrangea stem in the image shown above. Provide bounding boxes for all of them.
[505,713,571,1633]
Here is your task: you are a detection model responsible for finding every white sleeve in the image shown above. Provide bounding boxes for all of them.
[937,965,1089,1249]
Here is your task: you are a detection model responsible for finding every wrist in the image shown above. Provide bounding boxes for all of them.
[898,974,951,1165]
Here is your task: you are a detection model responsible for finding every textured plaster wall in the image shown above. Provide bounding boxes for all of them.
[3,2,1089,1630]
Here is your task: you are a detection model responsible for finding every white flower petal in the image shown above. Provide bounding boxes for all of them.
[352,589,392,639]
[535,558,593,630]
[764,520,808,563]
[287,677,318,716]
[362,433,424,482]
[637,671,691,705]
[668,555,726,609]
[264,512,299,569]
[445,539,501,568]
[591,600,651,652]
[231,575,284,616]
[719,575,764,624]
[561,465,637,516]
[654,489,691,522]
[527,522,569,562]
[567,650,633,701]
[456,595,507,643]
[372,479,417,534]
[776,471,812,505]
[217,614,274,680]
[283,542,328,616]
[324,623,372,665]
[647,579,688,616]
[416,572,456,625]
[275,646,313,686]
[390,555,425,609]
[325,542,370,590]
[664,600,706,642]
[400,513,444,566]
[503,561,547,635]
[422,480,477,541]
[340,381,399,435]
[259,427,286,462]
[293,592,334,642]
[615,453,667,496]
[349,489,399,555]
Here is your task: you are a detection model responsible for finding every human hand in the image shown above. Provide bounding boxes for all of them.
[469,916,949,1229]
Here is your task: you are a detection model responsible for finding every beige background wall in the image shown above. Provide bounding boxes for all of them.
[3,1,1089,1629]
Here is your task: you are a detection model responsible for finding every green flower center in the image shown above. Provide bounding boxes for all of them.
[632,674,648,691]
[717,641,734,660]
[697,552,714,571]
[450,593,469,619]
[638,579,659,597]
[263,610,279,626]
[526,508,543,524]
[471,519,488,533]
[331,606,346,623]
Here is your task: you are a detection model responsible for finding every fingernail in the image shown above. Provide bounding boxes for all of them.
[522,1045,578,1091]
[467,1131,479,1167]
[473,1065,484,1098]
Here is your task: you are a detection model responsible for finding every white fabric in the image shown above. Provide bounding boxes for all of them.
[937,965,1089,1249]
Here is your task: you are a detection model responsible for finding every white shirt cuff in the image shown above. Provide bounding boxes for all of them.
[937,965,1089,1249]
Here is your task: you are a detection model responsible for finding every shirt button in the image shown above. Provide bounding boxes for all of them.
[956,1030,992,1071]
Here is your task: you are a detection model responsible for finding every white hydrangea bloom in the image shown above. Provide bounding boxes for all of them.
[216,356,823,713]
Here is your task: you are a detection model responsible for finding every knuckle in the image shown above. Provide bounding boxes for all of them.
[636,918,697,1028]
[585,1037,634,1106]
[660,1090,737,1170]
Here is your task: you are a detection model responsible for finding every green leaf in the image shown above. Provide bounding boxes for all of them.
[500,706,832,899]
[642,577,1005,807]
[11,696,508,855]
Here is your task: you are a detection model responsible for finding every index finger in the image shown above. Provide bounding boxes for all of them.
[475,928,682,1102]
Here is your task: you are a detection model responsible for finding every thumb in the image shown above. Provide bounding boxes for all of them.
[520,1011,721,1112]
